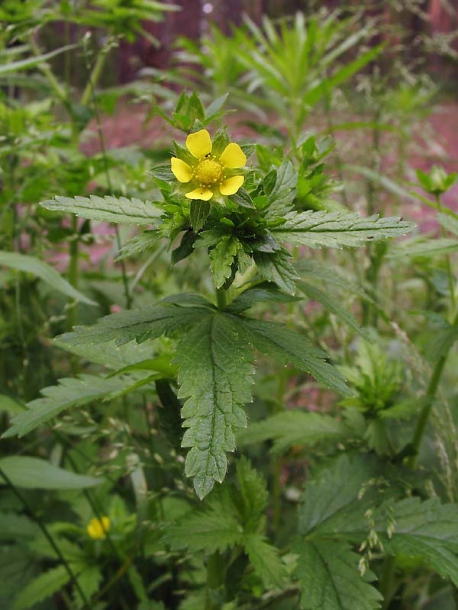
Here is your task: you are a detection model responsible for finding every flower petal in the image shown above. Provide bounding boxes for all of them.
[219,175,244,196]
[186,129,212,158]
[219,143,246,168]
[186,187,214,201]
[171,157,193,183]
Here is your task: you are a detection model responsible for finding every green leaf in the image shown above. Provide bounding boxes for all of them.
[13,565,71,610]
[298,455,376,538]
[0,456,101,490]
[295,540,382,610]
[0,251,95,305]
[272,212,414,249]
[115,230,160,260]
[379,498,458,586]
[3,374,131,438]
[235,457,268,524]
[164,487,244,552]
[209,235,240,289]
[59,301,210,347]
[0,512,39,541]
[244,533,286,588]
[265,160,298,217]
[389,237,458,259]
[73,566,102,610]
[254,249,299,295]
[237,411,350,454]
[228,283,299,313]
[175,312,253,498]
[41,195,162,225]
[438,212,458,237]
[298,280,362,334]
[0,394,24,416]
[0,44,79,75]
[234,316,349,395]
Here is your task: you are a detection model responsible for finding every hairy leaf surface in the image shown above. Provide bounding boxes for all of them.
[233,315,349,395]
[176,312,254,498]
[237,410,350,453]
[272,212,413,248]
[296,540,382,610]
[41,195,161,225]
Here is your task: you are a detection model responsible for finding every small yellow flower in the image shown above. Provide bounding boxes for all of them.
[171,129,246,201]
[87,516,110,540]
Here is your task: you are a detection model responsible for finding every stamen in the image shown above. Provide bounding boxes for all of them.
[194,157,223,186]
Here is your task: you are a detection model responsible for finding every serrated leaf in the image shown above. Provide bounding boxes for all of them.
[379,498,458,586]
[13,565,71,610]
[175,312,253,498]
[209,235,240,289]
[298,455,376,538]
[0,251,95,305]
[228,283,299,313]
[236,457,268,525]
[164,487,243,552]
[73,565,102,610]
[295,540,382,610]
[254,249,299,294]
[266,161,298,217]
[244,533,287,588]
[115,230,160,260]
[233,316,349,395]
[3,374,130,438]
[237,411,350,454]
[41,195,161,225]
[272,212,413,248]
[58,302,209,347]
[0,456,101,489]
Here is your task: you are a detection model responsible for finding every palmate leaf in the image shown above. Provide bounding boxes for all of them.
[233,315,350,395]
[272,211,414,248]
[378,498,458,586]
[41,195,162,225]
[237,410,350,454]
[175,312,254,498]
[296,540,382,610]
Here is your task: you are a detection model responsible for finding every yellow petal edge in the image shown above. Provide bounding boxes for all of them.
[219,143,247,168]
[186,129,212,158]
[219,175,244,196]
[171,158,193,183]
[186,187,214,201]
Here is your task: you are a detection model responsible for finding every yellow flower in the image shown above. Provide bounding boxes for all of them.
[87,516,110,540]
[171,129,246,201]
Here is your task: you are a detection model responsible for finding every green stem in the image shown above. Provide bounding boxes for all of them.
[436,193,456,316]
[205,551,225,610]
[67,216,79,330]
[216,287,227,310]
[407,353,448,470]
[29,33,67,103]
[379,554,396,609]
[0,467,90,610]
[81,43,111,107]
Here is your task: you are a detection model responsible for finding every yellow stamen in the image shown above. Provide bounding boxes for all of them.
[194,157,223,186]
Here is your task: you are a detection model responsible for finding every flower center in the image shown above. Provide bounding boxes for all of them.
[194,157,222,186]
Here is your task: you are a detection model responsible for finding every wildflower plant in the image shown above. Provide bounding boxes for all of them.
[5,92,413,500]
